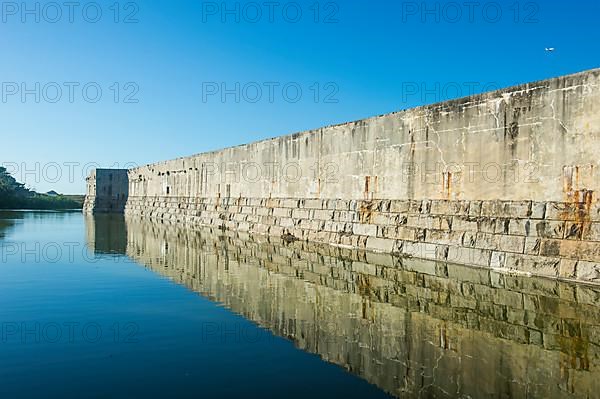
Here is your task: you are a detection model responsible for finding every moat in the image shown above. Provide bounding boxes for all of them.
[1,211,599,398]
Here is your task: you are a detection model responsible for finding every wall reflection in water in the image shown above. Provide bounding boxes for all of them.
[85,215,600,398]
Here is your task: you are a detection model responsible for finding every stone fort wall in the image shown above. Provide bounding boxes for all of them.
[85,68,600,283]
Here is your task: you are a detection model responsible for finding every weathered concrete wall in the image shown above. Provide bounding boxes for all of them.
[87,215,600,398]
[127,69,600,202]
[85,68,600,283]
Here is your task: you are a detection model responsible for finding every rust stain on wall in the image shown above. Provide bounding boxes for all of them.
[363,175,379,201]
[562,166,595,237]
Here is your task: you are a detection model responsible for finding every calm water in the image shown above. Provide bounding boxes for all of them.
[1,211,600,398]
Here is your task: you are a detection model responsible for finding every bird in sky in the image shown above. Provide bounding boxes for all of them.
[545,47,556,52]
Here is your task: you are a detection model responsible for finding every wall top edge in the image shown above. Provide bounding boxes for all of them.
[103,67,600,174]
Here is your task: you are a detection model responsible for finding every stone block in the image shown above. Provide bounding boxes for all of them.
[303,199,323,209]
[371,212,395,226]
[559,259,577,279]
[530,202,546,219]
[493,219,510,235]
[560,240,600,262]
[576,261,600,282]
[539,240,561,257]
[407,200,424,214]
[281,198,300,208]
[240,206,254,214]
[352,223,378,237]
[279,218,295,229]
[429,200,451,215]
[452,216,479,232]
[504,254,560,277]
[365,237,397,253]
[450,201,471,216]
[469,201,482,217]
[490,251,506,268]
[544,202,571,220]
[509,219,564,238]
[256,207,271,216]
[292,209,310,219]
[425,230,464,246]
[481,200,531,218]
[564,222,584,240]
[475,233,525,253]
[462,232,477,247]
[233,213,247,222]
[348,200,359,212]
[313,209,334,221]
[582,222,600,242]
[384,226,417,241]
[440,217,452,231]
[323,221,345,233]
[407,215,442,230]
[524,237,541,255]
[333,210,357,223]
[333,199,350,210]
[477,217,496,234]
[389,200,409,213]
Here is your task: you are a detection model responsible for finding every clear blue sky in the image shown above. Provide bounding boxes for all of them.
[1,0,599,194]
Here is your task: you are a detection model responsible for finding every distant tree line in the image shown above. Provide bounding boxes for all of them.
[0,167,82,210]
